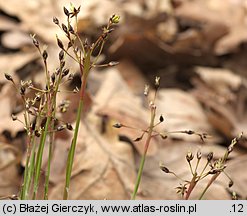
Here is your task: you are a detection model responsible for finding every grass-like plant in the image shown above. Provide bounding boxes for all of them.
[160,133,242,199]
[113,77,239,200]
[4,4,119,200]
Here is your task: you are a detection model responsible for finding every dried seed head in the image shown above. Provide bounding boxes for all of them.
[113,123,122,128]
[186,151,194,162]
[59,50,64,61]
[62,68,70,77]
[20,86,26,96]
[56,37,64,49]
[110,14,120,24]
[68,24,74,34]
[62,23,68,34]
[207,152,213,162]
[144,84,149,96]
[159,115,164,122]
[42,50,48,61]
[159,162,170,173]
[228,180,234,188]
[35,130,41,137]
[4,73,13,82]
[60,60,65,69]
[31,121,36,131]
[66,123,73,130]
[51,73,55,83]
[31,35,39,48]
[11,114,17,121]
[197,150,202,160]
[63,6,70,16]
[53,17,59,25]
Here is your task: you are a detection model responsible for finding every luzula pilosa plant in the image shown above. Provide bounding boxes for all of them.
[160,133,242,199]
[4,4,120,200]
[113,77,209,200]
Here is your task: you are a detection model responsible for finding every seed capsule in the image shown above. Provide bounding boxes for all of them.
[63,7,70,16]
[42,50,48,61]
[53,17,59,25]
[4,73,13,82]
[113,123,122,128]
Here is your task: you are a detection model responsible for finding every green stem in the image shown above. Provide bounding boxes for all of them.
[32,115,51,199]
[63,75,87,200]
[131,108,156,200]
[198,173,220,200]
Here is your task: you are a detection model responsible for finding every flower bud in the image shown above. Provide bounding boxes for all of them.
[207,152,213,162]
[110,14,120,24]
[4,73,13,82]
[186,151,194,162]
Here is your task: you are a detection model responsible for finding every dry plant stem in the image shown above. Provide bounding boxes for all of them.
[131,107,156,200]
[63,60,88,200]
[185,174,198,200]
